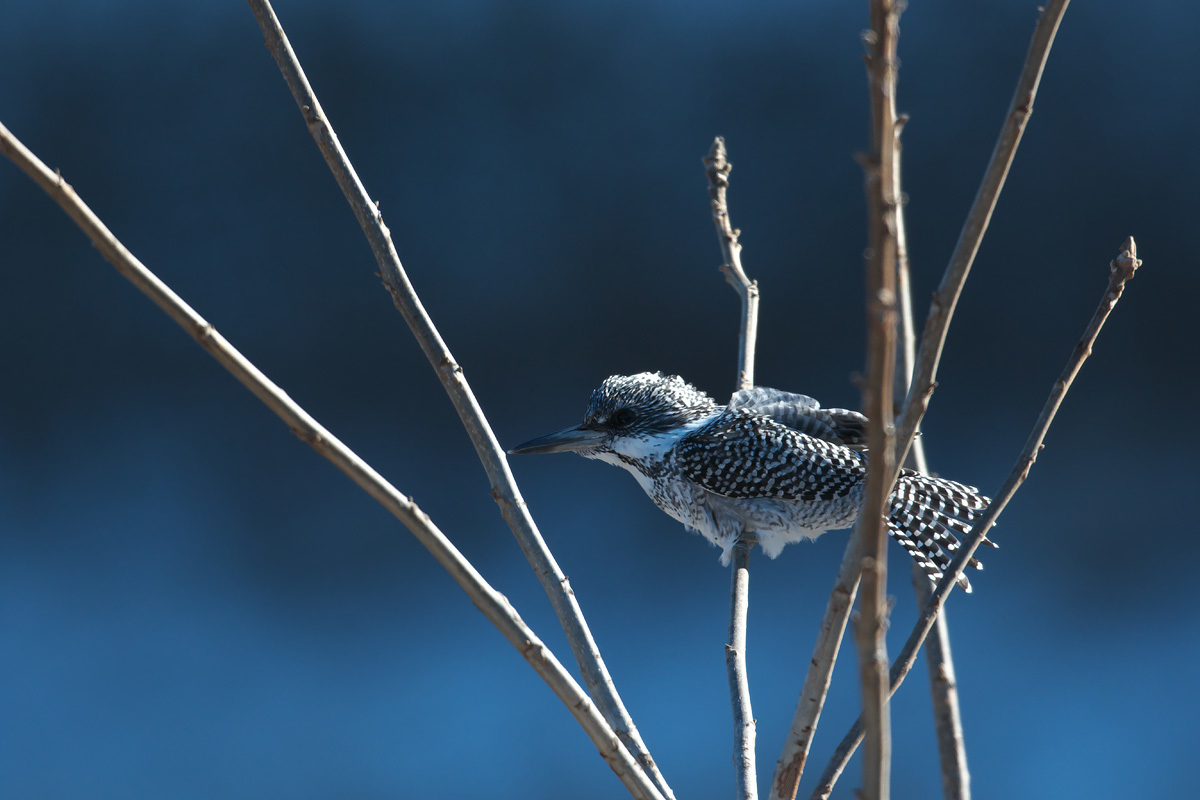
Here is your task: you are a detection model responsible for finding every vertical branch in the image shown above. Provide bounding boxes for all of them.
[882,5,1075,790]
[856,1,903,799]
[897,181,972,800]
[911,571,969,798]
[852,4,1074,796]
[705,137,761,391]
[764,1,907,784]
[891,62,972,800]
[811,239,1142,800]
[897,206,972,800]
[244,3,674,797]
[727,537,759,800]
[704,137,761,798]
[893,0,1071,469]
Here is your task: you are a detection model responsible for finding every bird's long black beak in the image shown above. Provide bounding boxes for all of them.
[508,425,606,455]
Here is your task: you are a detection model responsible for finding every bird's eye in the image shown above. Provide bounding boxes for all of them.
[612,408,637,428]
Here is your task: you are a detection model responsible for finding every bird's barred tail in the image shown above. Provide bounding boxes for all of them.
[887,471,994,593]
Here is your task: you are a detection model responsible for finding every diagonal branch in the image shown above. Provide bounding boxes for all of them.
[0,120,665,800]
[768,535,861,800]
[244,3,674,797]
[705,137,761,799]
[810,238,1142,800]
[892,0,1071,470]
[911,566,969,798]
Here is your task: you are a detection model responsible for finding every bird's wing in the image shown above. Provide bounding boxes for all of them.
[674,409,865,501]
[728,387,868,449]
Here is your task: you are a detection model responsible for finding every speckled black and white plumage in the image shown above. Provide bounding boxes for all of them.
[727,387,868,449]
[519,372,992,592]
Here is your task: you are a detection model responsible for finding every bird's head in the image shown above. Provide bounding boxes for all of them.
[508,372,719,462]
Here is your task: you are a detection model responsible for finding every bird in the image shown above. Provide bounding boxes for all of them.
[510,372,994,592]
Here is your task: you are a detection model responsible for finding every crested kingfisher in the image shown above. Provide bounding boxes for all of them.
[510,372,992,591]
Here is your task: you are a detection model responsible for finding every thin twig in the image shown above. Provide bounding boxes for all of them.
[810,238,1142,800]
[892,0,1071,471]
[855,2,903,798]
[704,136,761,797]
[897,204,972,800]
[869,3,1074,794]
[765,24,910,783]
[244,3,674,797]
[891,63,972,800]
[704,137,760,391]
[912,568,969,799]
[0,120,665,800]
[898,206,971,800]
[727,537,758,800]
[768,540,861,800]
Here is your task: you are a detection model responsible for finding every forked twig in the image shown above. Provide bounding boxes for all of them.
[705,137,760,391]
[705,137,761,798]
[0,120,665,800]
[811,238,1142,800]
[244,3,674,797]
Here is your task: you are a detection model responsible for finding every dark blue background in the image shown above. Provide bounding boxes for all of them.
[2,1,1195,797]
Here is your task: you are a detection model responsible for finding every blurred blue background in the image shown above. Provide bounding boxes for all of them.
[1,0,1195,797]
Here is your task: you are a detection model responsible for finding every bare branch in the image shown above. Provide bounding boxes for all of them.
[911,571,970,799]
[768,541,861,800]
[893,0,1071,469]
[879,5,1075,796]
[704,137,760,391]
[772,6,908,799]
[765,10,911,778]
[704,136,762,798]
[244,3,674,797]
[810,238,1142,800]
[776,4,1070,798]
[897,197,972,800]
[855,2,904,798]
[0,120,665,800]
[727,537,758,800]
[898,208,972,800]
[891,59,972,800]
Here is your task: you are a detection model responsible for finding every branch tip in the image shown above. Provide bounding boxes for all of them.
[1111,236,1141,281]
